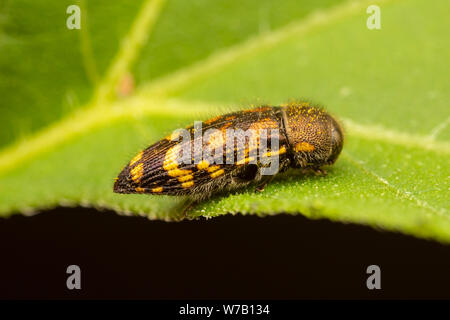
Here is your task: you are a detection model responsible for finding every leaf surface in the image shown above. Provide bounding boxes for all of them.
[0,0,449,242]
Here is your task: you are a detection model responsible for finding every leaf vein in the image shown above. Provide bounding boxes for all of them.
[342,118,450,155]
[140,0,399,97]
[343,151,447,218]
[79,0,100,85]
[0,98,448,175]
[429,117,450,140]
[93,0,166,105]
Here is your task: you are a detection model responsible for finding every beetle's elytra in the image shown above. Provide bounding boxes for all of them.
[113,102,344,200]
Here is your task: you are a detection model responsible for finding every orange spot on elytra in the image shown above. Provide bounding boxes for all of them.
[130,163,144,182]
[294,142,315,152]
[197,160,210,170]
[204,115,222,125]
[210,169,224,178]
[181,181,194,188]
[207,165,221,173]
[130,151,143,166]
[152,187,163,193]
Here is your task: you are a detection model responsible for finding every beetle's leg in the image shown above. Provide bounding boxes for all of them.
[255,175,274,192]
[254,158,290,192]
[312,167,327,176]
[178,198,198,219]
[301,166,327,176]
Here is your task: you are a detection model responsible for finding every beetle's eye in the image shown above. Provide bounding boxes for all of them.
[328,120,343,164]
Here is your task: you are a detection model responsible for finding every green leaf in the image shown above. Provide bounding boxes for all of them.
[0,0,449,243]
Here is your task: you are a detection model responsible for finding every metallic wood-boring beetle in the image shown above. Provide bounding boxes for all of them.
[113,102,344,200]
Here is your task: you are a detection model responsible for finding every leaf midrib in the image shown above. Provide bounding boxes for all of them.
[93,0,167,104]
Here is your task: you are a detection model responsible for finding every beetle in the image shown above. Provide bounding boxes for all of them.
[113,102,343,200]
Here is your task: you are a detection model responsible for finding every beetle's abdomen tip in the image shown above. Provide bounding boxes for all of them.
[113,167,133,194]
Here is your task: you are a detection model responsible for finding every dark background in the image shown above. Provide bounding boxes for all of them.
[1,207,450,300]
